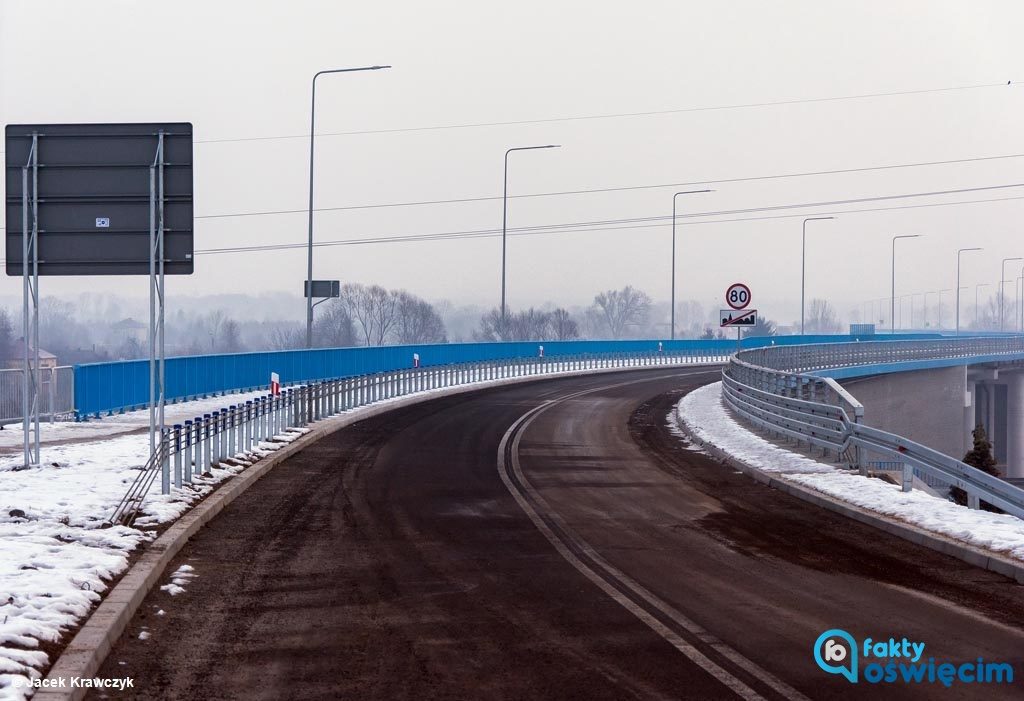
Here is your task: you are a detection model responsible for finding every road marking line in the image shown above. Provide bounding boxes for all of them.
[497,371,811,701]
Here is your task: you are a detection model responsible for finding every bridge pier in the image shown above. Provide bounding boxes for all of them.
[1006,373,1024,479]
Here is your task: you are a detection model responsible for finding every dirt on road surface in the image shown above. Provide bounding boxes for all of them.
[91,369,1024,700]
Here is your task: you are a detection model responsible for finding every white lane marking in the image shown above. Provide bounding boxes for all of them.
[497,372,811,701]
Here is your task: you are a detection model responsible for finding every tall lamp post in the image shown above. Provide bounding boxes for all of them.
[937,288,952,330]
[501,145,561,323]
[801,216,835,334]
[975,283,990,328]
[1000,257,1023,331]
[891,235,921,334]
[306,65,391,348]
[669,189,712,339]
[956,248,983,335]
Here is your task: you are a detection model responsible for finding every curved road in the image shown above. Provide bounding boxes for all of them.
[93,369,1024,699]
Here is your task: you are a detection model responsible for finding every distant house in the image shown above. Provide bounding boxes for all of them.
[6,338,58,370]
[112,318,148,344]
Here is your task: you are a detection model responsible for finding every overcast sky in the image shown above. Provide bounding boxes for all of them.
[3,1,1024,325]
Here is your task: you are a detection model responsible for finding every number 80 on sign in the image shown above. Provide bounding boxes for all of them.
[725,283,751,310]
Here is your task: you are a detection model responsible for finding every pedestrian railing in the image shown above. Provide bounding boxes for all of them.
[0,366,74,425]
[722,338,1024,519]
[109,350,722,525]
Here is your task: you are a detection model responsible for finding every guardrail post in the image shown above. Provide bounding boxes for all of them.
[183,420,193,484]
[172,423,182,489]
[243,401,252,448]
[967,492,980,510]
[901,463,913,493]
[160,429,171,495]
[203,413,212,473]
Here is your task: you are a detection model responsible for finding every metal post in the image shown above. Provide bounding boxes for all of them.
[1000,258,1023,331]
[173,425,182,488]
[306,65,391,347]
[501,145,561,324]
[184,420,193,484]
[669,189,712,340]
[891,234,921,334]
[21,134,42,469]
[801,217,835,335]
[956,247,983,335]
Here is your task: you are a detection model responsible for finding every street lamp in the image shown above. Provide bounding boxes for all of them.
[801,217,835,335]
[306,64,391,348]
[670,189,713,339]
[975,283,990,327]
[1000,257,1023,331]
[891,235,922,335]
[937,288,952,330]
[501,145,561,323]
[956,248,983,335]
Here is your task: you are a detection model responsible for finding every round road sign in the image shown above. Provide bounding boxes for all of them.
[725,283,751,310]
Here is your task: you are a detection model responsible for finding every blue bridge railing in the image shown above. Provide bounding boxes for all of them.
[74,334,941,419]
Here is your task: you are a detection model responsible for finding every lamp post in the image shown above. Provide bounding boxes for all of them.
[501,145,561,323]
[937,288,952,330]
[891,234,921,335]
[306,64,391,348]
[975,283,990,328]
[801,217,835,334]
[1000,257,1023,331]
[1018,273,1024,332]
[670,189,712,339]
[956,248,983,335]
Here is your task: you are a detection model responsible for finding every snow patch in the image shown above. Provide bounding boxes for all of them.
[674,381,1024,564]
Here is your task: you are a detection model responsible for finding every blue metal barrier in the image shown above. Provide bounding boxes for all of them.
[73,334,942,419]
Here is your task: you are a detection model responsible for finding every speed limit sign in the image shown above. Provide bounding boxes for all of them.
[725,283,751,310]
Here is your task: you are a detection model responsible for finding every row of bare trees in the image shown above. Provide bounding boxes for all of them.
[293,283,447,349]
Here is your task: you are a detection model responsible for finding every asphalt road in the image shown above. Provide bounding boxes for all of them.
[92,369,1024,700]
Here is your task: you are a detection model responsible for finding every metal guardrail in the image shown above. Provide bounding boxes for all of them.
[0,366,74,425]
[110,350,722,525]
[722,337,1024,519]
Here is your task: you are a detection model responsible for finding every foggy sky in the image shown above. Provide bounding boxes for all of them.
[2,1,1024,326]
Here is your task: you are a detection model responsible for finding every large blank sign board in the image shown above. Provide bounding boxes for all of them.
[5,122,194,275]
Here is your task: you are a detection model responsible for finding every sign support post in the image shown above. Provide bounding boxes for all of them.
[21,135,40,469]
[149,131,167,490]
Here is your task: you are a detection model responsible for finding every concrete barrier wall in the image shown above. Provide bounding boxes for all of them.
[842,366,967,461]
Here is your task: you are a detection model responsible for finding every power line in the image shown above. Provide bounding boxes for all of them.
[191,151,1024,222]
[194,187,1024,256]
[3,193,1021,266]
[194,80,1016,144]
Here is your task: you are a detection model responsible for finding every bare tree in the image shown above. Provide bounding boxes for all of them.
[0,308,15,360]
[475,308,513,342]
[804,298,841,333]
[220,319,242,353]
[313,300,357,348]
[591,286,651,339]
[393,291,447,344]
[548,308,580,340]
[344,284,399,346]
[269,324,305,350]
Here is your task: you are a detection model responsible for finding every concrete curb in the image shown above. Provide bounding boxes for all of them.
[673,409,1024,586]
[34,363,721,699]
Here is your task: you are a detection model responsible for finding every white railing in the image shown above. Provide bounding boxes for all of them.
[0,366,74,425]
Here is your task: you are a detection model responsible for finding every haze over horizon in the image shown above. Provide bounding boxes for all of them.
[3,1,1024,327]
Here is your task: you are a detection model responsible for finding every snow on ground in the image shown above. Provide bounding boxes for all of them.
[674,382,1024,564]
[0,428,304,700]
[159,565,197,597]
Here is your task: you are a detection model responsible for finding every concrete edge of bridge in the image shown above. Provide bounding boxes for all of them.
[34,362,722,700]
[674,411,1024,587]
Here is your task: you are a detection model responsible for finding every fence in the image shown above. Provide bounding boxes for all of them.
[76,334,943,420]
[110,351,716,524]
[0,366,74,425]
[721,337,1024,518]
